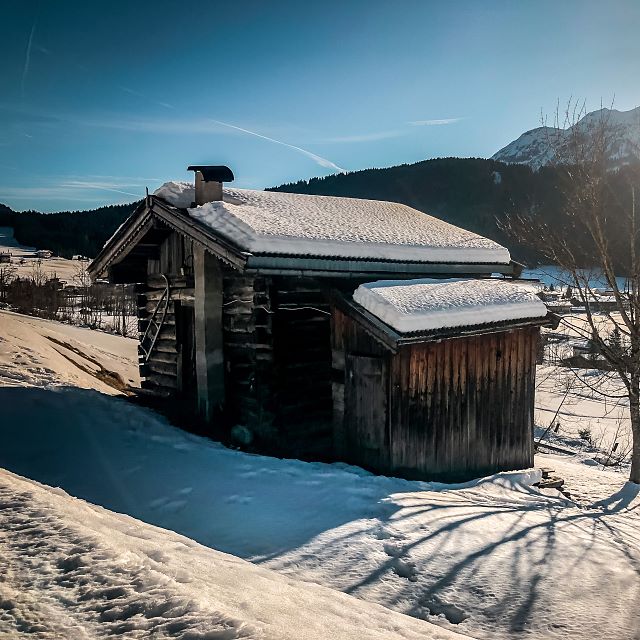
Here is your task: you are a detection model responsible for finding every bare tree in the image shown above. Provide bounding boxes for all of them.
[503,99,640,483]
[0,263,16,302]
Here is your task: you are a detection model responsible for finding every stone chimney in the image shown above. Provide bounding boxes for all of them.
[188,165,235,205]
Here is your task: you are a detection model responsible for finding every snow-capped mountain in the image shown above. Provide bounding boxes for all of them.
[492,107,640,169]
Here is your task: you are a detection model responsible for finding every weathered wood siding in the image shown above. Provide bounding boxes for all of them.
[331,307,388,461]
[333,308,539,481]
[390,327,538,480]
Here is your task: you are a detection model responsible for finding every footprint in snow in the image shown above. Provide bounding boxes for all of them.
[421,597,469,625]
[390,557,418,581]
[383,541,404,557]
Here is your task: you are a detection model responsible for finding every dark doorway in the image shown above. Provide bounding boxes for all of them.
[176,302,197,409]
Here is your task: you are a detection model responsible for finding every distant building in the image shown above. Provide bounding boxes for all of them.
[0,252,10,264]
[35,250,53,259]
[89,165,553,481]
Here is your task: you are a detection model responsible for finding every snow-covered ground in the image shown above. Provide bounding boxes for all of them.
[535,363,631,454]
[0,469,464,640]
[0,226,85,283]
[0,309,139,392]
[534,310,633,455]
[1,312,639,639]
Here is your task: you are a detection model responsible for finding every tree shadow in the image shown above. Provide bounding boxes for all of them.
[1,385,639,637]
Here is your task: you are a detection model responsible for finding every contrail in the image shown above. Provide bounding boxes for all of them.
[409,118,462,126]
[21,20,37,96]
[90,186,141,197]
[210,119,346,173]
[62,181,142,198]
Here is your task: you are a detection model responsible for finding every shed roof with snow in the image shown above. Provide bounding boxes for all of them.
[353,278,548,334]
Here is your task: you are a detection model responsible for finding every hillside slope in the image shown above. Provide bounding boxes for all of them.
[0,200,139,259]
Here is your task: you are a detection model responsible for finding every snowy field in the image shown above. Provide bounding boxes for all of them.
[535,311,633,456]
[0,469,465,640]
[0,309,139,392]
[0,226,84,283]
[535,363,631,454]
[1,312,639,639]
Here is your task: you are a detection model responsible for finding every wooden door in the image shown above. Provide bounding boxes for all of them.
[345,354,389,472]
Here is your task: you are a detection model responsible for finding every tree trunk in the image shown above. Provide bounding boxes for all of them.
[629,385,640,484]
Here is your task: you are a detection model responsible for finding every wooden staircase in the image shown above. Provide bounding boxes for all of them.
[138,274,170,370]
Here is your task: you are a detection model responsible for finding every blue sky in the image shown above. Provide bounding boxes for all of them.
[2,0,640,212]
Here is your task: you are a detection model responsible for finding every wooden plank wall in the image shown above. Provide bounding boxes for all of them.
[331,308,389,460]
[389,326,538,481]
[333,309,539,481]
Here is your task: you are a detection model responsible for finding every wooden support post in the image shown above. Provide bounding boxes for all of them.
[194,246,224,421]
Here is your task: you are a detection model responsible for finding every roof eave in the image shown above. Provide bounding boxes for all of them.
[87,199,151,279]
[245,255,517,277]
[151,198,247,270]
[88,196,248,280]
[89,193,520,282]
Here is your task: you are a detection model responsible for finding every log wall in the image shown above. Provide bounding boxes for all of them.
[222,270,277,443]
[138,232,335,457]
[222,274,334,458]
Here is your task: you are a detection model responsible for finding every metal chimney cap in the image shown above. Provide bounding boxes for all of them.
[187,165,234,182]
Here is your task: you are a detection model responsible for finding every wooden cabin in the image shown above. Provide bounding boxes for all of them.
[331,279,549,481]
[89,165,548,479]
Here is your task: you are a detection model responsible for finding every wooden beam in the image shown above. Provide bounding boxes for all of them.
[194,246,224,421]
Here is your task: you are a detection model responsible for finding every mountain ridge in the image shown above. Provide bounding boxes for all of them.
[492,106,640,169]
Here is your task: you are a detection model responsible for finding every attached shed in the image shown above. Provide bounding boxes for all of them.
[331,279,550,481]
[89,165,539,474]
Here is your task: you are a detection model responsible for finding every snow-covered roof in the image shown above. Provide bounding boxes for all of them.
[353,278,547,333]
[154,181,195,208]
[153,181,511,264]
